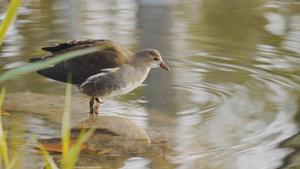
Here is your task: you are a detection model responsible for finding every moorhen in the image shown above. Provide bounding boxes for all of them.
[29,39,170,114]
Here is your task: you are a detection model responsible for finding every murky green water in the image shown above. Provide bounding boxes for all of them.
[1,0,300,168]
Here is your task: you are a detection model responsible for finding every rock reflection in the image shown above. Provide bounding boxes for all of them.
[37,116,175,168]
[279,130,300,169]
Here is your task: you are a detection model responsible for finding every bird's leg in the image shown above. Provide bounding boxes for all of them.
[94,98,102,114]
[89,97,95,114]
[89,98,103,114]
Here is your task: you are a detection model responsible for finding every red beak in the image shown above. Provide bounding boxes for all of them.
[160,61,170,71]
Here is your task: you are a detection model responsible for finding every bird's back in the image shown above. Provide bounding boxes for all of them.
[29,39,134,85]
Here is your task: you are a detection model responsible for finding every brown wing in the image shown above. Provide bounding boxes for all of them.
[41,39,104,54]
[30,39,134,85]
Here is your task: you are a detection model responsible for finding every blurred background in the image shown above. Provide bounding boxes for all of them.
[1,0,300,168]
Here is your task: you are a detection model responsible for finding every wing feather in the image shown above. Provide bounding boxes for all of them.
[30,39,133,84]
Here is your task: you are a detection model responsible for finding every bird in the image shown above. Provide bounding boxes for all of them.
[29,39,170,114]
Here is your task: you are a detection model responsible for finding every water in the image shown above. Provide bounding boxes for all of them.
[1,0,300,168]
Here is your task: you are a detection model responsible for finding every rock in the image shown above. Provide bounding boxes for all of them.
[2,92,89,124]
[72,116,151,142]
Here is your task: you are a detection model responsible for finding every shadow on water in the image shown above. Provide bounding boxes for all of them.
[279,130,300,169]
[278,96,300,169]
[1,0,300,168]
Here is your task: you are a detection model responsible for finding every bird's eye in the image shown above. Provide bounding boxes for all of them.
[154,57,159,61]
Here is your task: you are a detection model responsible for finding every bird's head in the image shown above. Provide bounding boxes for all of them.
[136,49,170,71]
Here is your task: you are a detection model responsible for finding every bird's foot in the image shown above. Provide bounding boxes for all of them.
[93,107,99,114]
[90,107,99,114]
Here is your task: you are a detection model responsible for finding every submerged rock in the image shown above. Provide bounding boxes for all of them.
[72,116,151,142]
[2,92,88,124]
[70,116,158,159]
[45,116,167,168]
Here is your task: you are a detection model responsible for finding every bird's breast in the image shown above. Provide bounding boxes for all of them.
[79,65,149,98]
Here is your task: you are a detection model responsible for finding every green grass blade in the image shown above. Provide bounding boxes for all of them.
[0,0,22,167]
[0,0,22,46]
[0,45,107,84]
[64,129,95,169]
[60,76,95,168]
[61,75,72,162]
[0,85,6,110]
[36,142,59,169]
[7,136,36,169]
[0,86,9,168]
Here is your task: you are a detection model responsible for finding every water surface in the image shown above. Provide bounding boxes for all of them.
[1,0,300,168]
